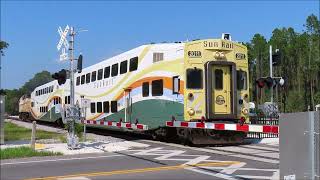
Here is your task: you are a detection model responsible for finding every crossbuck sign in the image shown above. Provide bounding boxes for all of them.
[57,25,70,61]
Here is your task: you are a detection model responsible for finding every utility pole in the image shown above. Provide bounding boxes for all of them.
[57,25,79,149]
[69,27,76,148]
[269,45,273,103]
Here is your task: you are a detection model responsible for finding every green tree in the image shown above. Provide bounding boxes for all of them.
[20,71,53,94]
[0,40,9,56]
[5,71,53,115]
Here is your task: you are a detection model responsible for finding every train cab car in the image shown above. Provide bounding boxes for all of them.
[183,35,249,123]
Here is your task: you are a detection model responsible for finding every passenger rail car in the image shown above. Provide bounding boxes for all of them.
[20,35,250,144]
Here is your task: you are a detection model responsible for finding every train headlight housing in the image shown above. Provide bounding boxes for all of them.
[188,108,195,116]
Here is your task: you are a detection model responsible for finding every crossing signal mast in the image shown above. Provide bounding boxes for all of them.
[55,25,84,149]
[255,46,285,115]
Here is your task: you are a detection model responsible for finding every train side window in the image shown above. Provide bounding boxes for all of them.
[214,69,223,90]
[111,101,117,113]
[98,69,103,80]
[237,70,247,90]
[103,101,109,113]
[65,96,67,104]
[85,73,90,84]
[31,102,34,107]
[120,60,128,74]
[172,76,180,94]
[111,63,118,77]
[186,68,203,89]
[97,102,102,113]
[152,79,163,96]
[58,97,61,104]
[142,82,149,97]
[129,57,138,72]
[91,71,97,82]
[104,66,110,78]
[90,102,96,113]
[81,75,85,85]
[68,96,71,104]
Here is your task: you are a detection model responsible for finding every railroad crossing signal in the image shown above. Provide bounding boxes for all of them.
[256,77,285,88]
[52,69,67,85]
[57,25,70,61]
[272,49,282,66]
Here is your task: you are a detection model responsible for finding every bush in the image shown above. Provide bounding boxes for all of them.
[64,122,83,137]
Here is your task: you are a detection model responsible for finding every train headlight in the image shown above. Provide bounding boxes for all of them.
[214,51,220,59]
[219,52,225,59]
[188,108,195,116]
[242,108,249,115]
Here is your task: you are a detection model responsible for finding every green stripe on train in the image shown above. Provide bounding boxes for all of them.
[105,99,184,129]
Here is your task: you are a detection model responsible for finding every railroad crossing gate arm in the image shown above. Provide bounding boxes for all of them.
[165,121,279,134]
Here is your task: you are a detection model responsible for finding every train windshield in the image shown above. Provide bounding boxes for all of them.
[186,68,203,89]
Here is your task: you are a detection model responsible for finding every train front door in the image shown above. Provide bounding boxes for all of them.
[212,65,231,114]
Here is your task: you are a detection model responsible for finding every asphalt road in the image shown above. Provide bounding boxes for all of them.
[1,139,279,180]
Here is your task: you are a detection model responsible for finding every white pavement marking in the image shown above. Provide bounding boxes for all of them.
[185,167,238,180]
[210,162,246,180]
[219,162,246,174]
[182,155,211,165]
[271,170,280,180]
[140,140,279,164]
[210,146,279,159]
[240,144,279,152]
[1,154,123,166]
[202,166,279,180]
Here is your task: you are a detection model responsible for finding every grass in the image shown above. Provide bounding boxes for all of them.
[4,122,65,141]
[0,146,62,160]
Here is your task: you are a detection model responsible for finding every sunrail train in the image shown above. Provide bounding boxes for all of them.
[19,34,251,144]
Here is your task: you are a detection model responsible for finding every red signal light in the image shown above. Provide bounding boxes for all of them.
[256,78,265,88]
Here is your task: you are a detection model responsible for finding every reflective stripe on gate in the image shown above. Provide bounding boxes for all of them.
[81,120,148,130]
[166,121,279,134]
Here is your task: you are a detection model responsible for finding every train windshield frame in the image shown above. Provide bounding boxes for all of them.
[237,70,247,90]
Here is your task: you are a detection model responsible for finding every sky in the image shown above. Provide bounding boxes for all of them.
[0,0,319,89]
